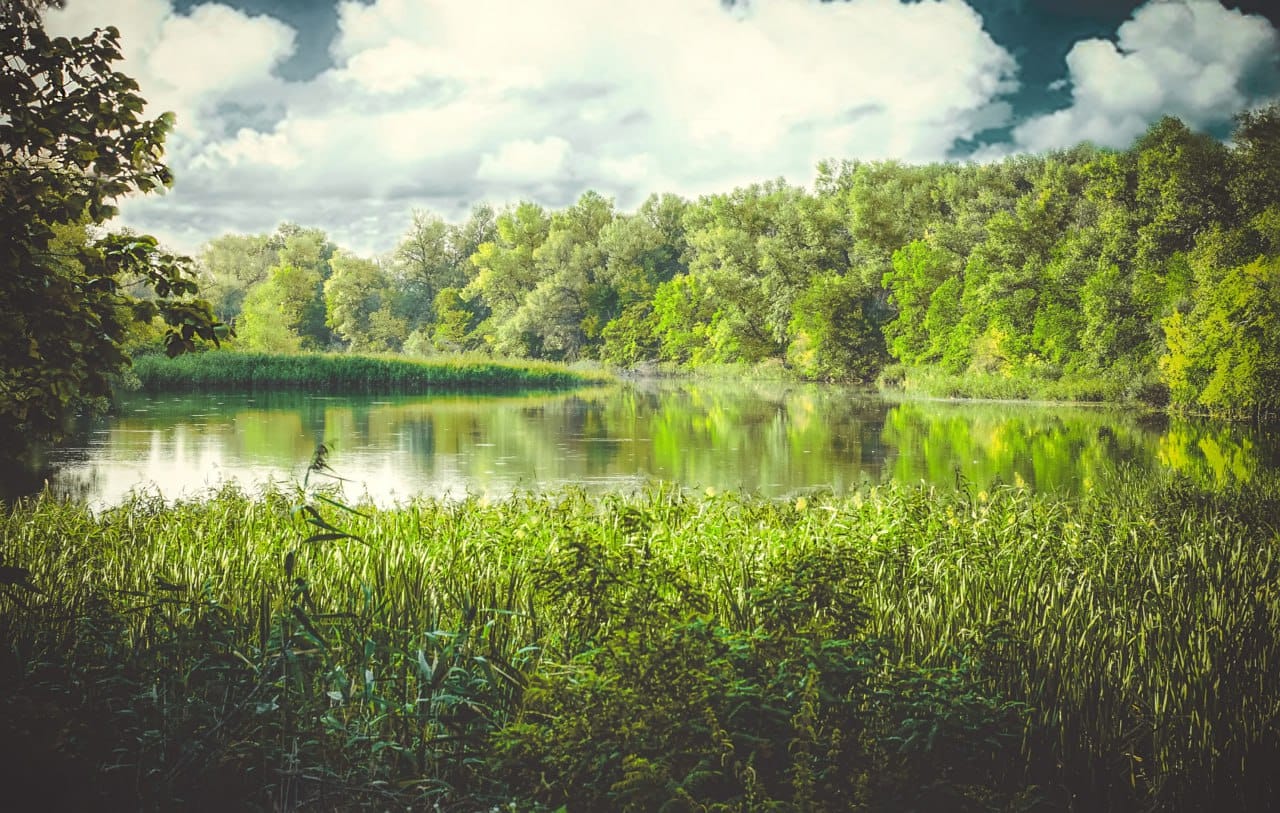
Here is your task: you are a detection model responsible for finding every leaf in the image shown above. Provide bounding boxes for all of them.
[417,649,436,685]
[302,532,357,545]
[291,606,328,650]
[152,576,186,592]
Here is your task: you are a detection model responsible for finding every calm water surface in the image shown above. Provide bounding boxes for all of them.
[41,381,1280,507]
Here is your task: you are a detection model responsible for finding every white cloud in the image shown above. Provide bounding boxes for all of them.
[1012,0,1280,152]
[45,2,294,134]
[340,37,441,94]
[49,0,1023,254]
[477,137,572,185]
[148,4,294,98]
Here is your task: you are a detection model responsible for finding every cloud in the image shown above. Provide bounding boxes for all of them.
[477,137,572,186]
[45,1,295,137]
[46,0,1024,254]
[1011,0,1280,152]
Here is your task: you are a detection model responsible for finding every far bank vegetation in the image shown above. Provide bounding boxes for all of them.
[186,109,1280,418]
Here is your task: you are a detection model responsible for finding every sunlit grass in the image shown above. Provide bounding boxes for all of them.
[131,349,613,393]
[877,363,1168,405]
[1,470,1277,808]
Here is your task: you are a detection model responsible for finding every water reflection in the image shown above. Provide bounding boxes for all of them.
[38,383,1279,507]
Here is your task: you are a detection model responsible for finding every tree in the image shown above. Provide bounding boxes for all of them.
[0,7,222,459]
[432,286,487,351]
[196,232,278,320]
[233,262,324,353]
[392,210,463,331]
[882,240,958,365]
[235,278,304,353]
[1159,248,1280,417]
[500,190,615,359]
[324,253,397,352]
[787,273,884,382]
[468,201,550,347]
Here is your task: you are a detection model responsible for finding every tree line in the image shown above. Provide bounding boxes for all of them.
[4,3,1278,471]
[201,109,1280,418]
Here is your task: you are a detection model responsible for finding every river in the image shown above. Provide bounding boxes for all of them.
[34,380,1280,507]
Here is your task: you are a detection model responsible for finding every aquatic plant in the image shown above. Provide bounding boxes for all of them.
[0,469,1276,809]
[131,350,611,393]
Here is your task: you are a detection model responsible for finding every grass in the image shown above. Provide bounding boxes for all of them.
[878,363,1169,406]
[1,469,1277,809]
[130,349,613,393]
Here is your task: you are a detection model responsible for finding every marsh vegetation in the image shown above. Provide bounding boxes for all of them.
[2,468,1277,810]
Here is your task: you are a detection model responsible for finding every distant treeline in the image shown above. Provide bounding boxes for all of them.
[194,107,1280,418]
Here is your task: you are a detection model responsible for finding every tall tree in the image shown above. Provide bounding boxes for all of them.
[196,232,278,320]
[324,253,401,353]
[0,7,221,460]
[468,202,551,351]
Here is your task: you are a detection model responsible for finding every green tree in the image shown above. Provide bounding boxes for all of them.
[1159,249,1280,417]
[1231,105,1280,218]
[0,7,221,459]
[787,273,884,381]
[468,201,550,348]
[196,232,277,320]
[432,286,488,351]
[233,262,323,352]
[882,240,958,365]
[652,273,716,364]
[275,227,334,347]
[499,190,615,359]
[596,194,688,365]
[390,209,479,333]
[759,187,852,345]
[324,253,398,352]
[679,185,785,364]
[235,279,303,353]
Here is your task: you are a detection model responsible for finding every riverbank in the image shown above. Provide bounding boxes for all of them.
[875,363,1170,406]
[2,470,1276,810]
[131,350,612,393]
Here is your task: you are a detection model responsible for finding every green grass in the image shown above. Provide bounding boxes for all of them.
[878,363,1170,405]
[131,350,613,393]
[1,470,1277,809]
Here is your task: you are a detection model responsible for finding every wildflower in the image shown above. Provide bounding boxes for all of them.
[795,496,808,512]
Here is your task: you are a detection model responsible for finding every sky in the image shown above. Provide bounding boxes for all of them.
[42,0,1280,257]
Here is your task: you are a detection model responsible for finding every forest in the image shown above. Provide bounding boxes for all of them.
[193,108,1280,418]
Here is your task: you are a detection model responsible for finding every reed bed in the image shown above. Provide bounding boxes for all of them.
[131,350,612,393]
[1,471,1277,810]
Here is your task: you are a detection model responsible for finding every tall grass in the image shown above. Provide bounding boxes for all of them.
[1,470,1277,809]
[131,350,612,393]
[878,363,1169,405]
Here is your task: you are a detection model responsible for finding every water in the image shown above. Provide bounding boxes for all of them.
[36,381,1280,507]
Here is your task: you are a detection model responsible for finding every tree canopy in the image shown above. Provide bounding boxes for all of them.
[0,6,222,460]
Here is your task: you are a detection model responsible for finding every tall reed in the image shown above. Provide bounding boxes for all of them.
[1,468,1276,809]
[131,350,612,393]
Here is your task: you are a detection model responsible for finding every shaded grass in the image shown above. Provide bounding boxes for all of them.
[1,470,1277,809]
[131,350,612,393]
